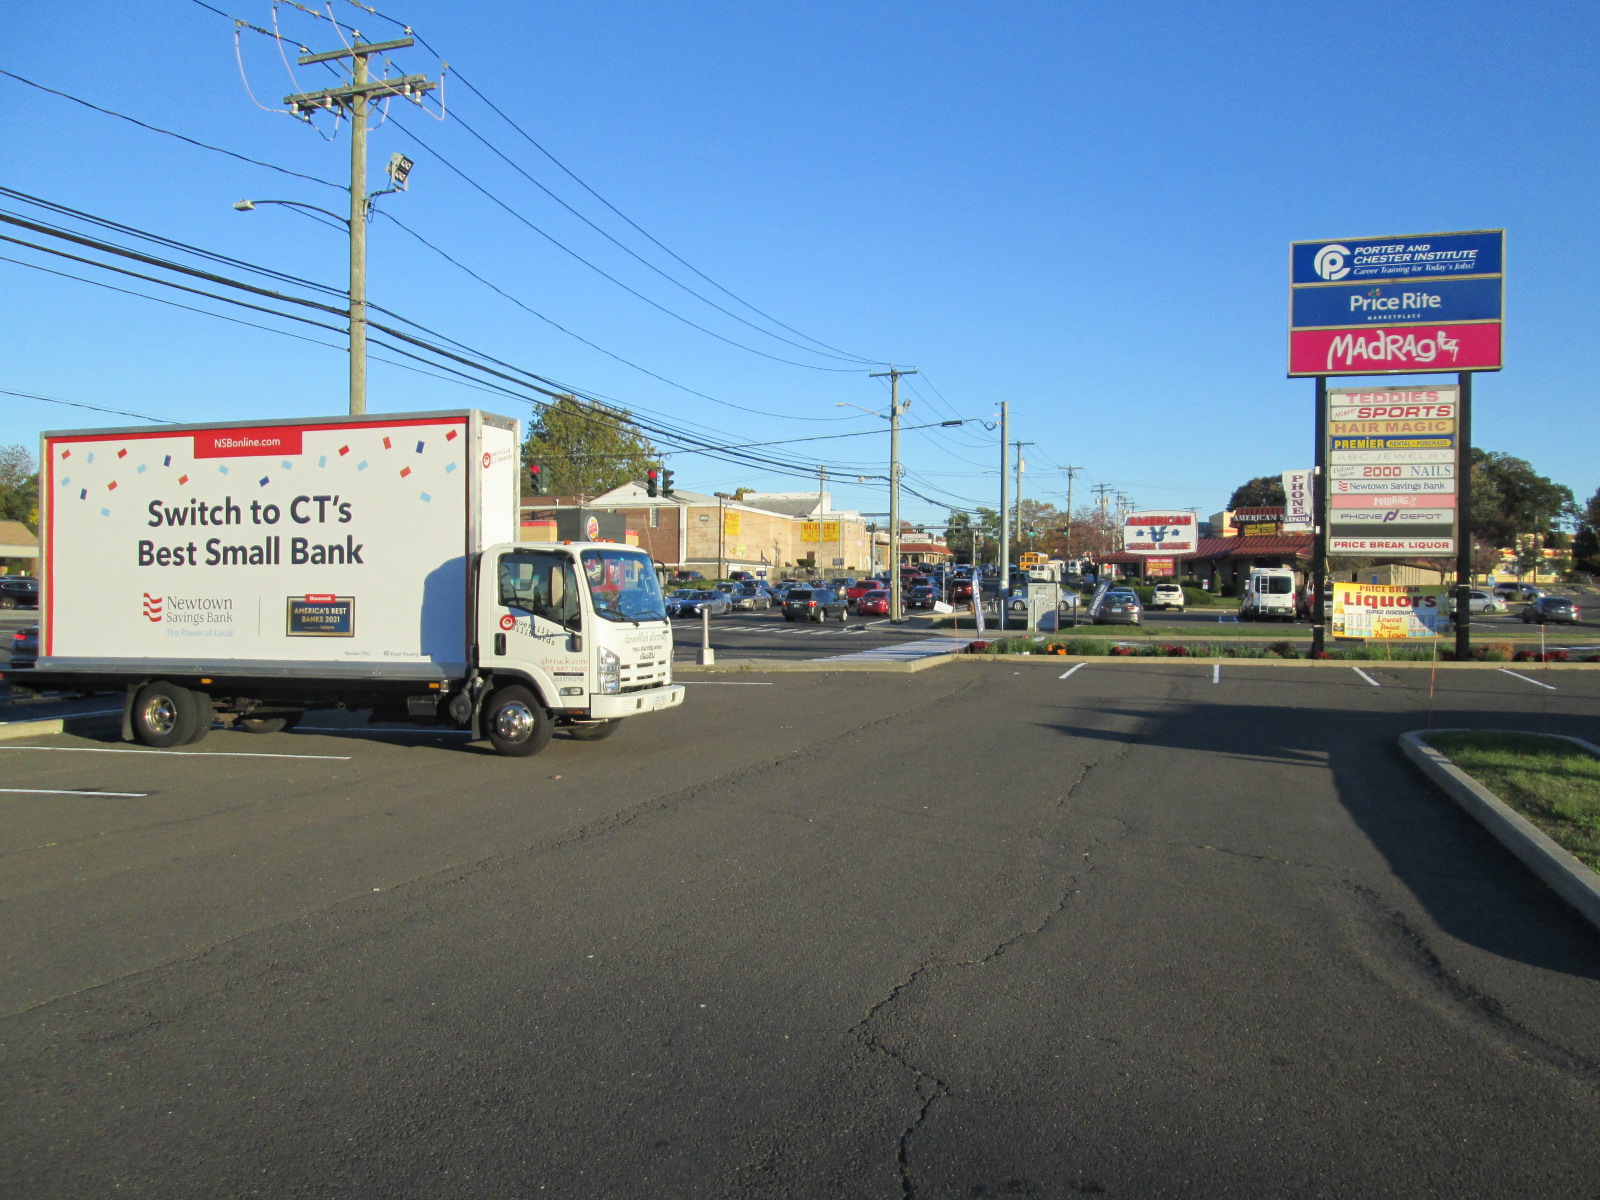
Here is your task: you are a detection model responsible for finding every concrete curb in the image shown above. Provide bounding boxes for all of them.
[1400,730,1600,933]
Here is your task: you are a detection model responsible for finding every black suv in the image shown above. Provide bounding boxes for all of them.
[0,577,38,609]
[782,588,848,623]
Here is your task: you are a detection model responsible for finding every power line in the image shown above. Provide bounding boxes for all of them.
[0,69,343,191]
[0,387,175,424]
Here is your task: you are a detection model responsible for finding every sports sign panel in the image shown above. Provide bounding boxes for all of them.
[1325,386,1457,556]
[1123,511,1195,555]
[1289,229,1503,376]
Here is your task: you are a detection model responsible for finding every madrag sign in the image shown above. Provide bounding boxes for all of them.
[1289,230,1503,376]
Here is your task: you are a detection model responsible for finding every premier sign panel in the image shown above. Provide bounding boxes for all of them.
[1289,230,1503,376]
[1325,386,1458,556]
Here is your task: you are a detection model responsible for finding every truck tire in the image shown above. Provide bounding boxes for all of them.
[483,685,553,757]
[185,690,216,745]
[131,681,201,748]
[566,719,621,742]
[238,712,302,735]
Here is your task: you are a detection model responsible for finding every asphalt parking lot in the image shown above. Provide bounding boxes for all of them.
[4,659,1599,1196]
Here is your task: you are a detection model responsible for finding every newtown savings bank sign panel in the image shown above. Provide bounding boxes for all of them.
[1289,230,1503,376]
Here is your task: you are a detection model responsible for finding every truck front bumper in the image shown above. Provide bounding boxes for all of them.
[590,684,685,719]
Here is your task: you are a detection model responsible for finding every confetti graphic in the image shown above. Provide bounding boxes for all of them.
[399,466,412,478]
[259,476,271,487]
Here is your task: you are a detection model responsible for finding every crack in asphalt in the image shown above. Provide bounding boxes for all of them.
[851,742,1125,1197]
[1341,880,1600,1089]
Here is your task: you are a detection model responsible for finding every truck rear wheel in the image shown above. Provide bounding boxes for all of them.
[185,691,215,745]
[483,685,553,757]
[566,719,621,742]
[131,681,201,748]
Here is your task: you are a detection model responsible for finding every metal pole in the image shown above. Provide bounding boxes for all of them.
[1455,372,1474,661]
[697,603,715,665]
[889,376,903,622]
[1311,375,1328,656]
[998,401,1010,621]
[347,48,369,416]
[818,465,827,579]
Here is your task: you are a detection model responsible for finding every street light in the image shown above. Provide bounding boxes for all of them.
[233,159,415,416]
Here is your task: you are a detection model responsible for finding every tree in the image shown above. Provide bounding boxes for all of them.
[0,445,38,530]
[521,396,661,499]
[1227,475,1285,510]
[1469,450,1573,577]
[1573,487,1600,577]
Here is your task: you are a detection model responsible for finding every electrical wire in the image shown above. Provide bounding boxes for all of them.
[0,69,343,191]
[0,387,175,424]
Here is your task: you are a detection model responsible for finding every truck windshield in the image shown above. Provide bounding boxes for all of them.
[581,548,668,624]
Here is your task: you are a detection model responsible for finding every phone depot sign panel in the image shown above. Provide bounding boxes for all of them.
[1289,230,1503,376]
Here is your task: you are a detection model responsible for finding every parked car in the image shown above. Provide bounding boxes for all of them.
[0,577,39,609]
[1494,582,1543,601]
[1148,583,1185,611]
[672,570,705,583]
[845,580,882,606]
[730,585,772,610]
[949,578,975,604]
[855,589,891,616]
[907,584,937,610]
[830,578,857,594]
[1523,595,1578,624]
[9,624,38,668]
[666,588,731,618]
[782,587,848,623]
[1092,588,1143,626]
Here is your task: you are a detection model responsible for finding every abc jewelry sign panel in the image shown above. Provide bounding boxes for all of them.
[1326,385,1457,556]
[1289,230,1503,376]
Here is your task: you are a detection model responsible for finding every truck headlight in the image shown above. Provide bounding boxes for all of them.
[598,646,621,694]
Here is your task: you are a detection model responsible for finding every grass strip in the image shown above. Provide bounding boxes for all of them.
[1425,732,1600,872]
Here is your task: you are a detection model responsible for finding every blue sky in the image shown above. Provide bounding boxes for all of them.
[3,0,1595,528]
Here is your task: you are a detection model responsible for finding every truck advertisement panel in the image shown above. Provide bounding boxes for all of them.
[41,411,519,671]
[1330,582,1449,640]
[1123,511,1195,555]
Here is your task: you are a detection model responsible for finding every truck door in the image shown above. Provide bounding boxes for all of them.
[482,548,589,705]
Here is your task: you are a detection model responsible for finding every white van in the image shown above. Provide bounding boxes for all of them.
[1239,567,1298,622]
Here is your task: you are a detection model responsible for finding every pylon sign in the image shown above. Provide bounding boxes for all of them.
[1289,230,1503,376]
[1123,511,1196,555]
[1325,385,1458,556]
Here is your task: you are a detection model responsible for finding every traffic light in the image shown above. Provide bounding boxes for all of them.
[528,463,546,495]
[646,467,659,497]
[661,469,675,498]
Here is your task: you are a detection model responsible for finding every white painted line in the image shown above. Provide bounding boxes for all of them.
[0,787,150,798]
[0,707,121,727]
[0,745,352,760]
[680,682,774,686]
[297,726,473,734]
[1212,664,1220,684]
[1352,668,1381,687]
[1498,668,1557,691]
[1058,663,1085,680]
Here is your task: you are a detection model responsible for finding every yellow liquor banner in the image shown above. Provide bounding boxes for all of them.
[1330,582,1449,639]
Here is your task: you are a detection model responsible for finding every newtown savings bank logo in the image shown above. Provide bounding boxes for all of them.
[1313,243,1351,280]
[142,592,236,632]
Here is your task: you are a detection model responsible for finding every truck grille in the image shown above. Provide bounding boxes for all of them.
[620,661,670,692]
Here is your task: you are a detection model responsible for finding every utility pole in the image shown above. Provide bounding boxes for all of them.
[817,465,828,577]
[869,367,917,622]
[1013,440,1034,558]
[286,39,434,415]
[1064,466,1082,559]
[998,402,1010,599]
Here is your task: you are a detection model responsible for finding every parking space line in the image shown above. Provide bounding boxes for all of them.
[681,682,774,686]
[1352,668,1381,687]
[296,727,473,735]
[1058,663,1085,680]
[0,787,150,797]
[1498,668,1557,691]
[1212,664,1220,684]
[0,745,352,760]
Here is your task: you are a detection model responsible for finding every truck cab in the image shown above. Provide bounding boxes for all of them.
[476,541,683,754]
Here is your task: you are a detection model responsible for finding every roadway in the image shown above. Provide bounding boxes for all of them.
[3,660,1599,1195]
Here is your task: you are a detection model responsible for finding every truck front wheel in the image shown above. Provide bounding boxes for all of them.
[483,685,553,757]
[131,681,202,748]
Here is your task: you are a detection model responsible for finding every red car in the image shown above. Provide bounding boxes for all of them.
[855,589,890,616]
[845,580,884,606]
[948,579,975,603]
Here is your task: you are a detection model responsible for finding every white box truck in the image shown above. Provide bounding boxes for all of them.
[6,409,684,755]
